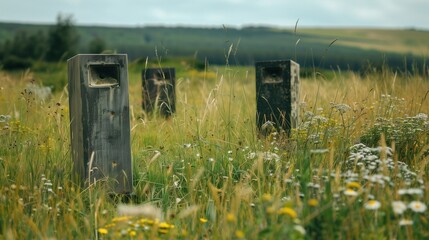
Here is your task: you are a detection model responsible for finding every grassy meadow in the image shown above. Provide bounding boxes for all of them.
[1,59,429,239]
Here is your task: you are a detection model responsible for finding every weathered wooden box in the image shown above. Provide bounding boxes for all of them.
[142,68,176,117]
[68,54,132,193]
[256,60,300,135]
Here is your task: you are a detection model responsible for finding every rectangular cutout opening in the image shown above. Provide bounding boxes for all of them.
[89,64,120,88]
[262,67,283,84]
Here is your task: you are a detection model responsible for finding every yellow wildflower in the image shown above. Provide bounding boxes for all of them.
[98,228,108,235]
[139,218,155,225]
[278,207,297,218]
[266,206,276,214]
[235,230,245,238]
[129,230,137,237]
[226,213,236,222]
[346,182,361,190]
[104,223,116,228]
[158,222,175,229]
[262,193,273,202]
[112,216,132,222]
[199,217,208,223]
[308,199,319,207]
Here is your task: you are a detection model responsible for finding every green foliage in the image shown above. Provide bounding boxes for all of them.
[1,55,32,70]
[360,113,429,161]
[88,37,107,54]
[0,30,46,69]
[0,15,79,68]
[2,30,46,60]
[45,14,79,62]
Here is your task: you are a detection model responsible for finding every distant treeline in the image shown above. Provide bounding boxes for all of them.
[0,15,103,70]
[0,17,427,75]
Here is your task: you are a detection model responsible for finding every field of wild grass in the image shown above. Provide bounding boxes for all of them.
[1,62,429,239]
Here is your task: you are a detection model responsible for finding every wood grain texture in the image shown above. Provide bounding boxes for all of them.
[68,54,133,193]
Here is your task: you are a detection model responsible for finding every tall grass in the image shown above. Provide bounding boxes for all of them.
[0,62,428,239]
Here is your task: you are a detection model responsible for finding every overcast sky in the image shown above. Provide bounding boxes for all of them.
[1,0,428,30]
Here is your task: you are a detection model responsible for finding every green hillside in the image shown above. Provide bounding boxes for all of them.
[0,22,428,71]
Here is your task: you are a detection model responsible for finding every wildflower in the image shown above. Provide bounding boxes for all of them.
[307,182,321,189]
[98,228,108,234]
[294,225,306,235]
[129,230,137,237]
[247,152,256,159]
[308,199,319,207]
[398,188,424,196]
[235,230,245,238]
[183,143,191,148]
[392,201,407,215]
[139,218,155,225]
[344,189,358,197]
[399,219,413,226]
[104,223,116,228]
[158,222,174,229]
[346,182,361,190]
[262,193,272,202]
[199,218,208,223]
[415,113,428,121]
[226,213,236,222]
[365,200,381,210]
[333,104,351,113]
[409,201,427,213]
[278,207,297,218]
[112,216,132,223]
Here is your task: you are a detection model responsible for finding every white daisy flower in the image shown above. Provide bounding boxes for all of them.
[398,188,424,195]
[344,189,358,197]
[408,188,424,195]
[365,200,381,210]
[392,201,407,215]
[409,201,427,213]
[399,219,413,226]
